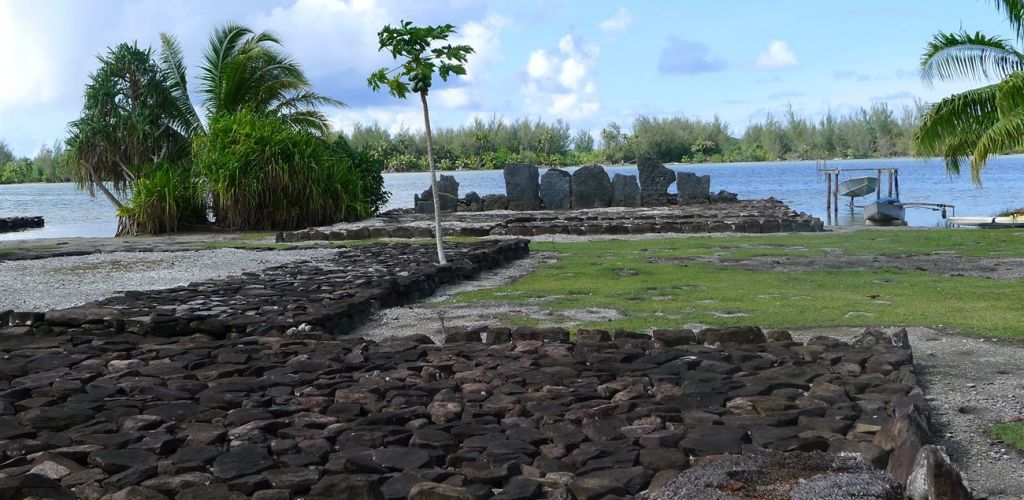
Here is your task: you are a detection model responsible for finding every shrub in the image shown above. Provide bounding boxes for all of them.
[194,111,378,230]
[119,161,207,234]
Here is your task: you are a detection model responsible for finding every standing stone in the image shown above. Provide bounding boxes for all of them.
[637,155,675,206]
[676,172,710,202]
[610,174,641,207]
[571,165,613,209]
[415,175,460,213]
[504,164,542,210]
[539,169,572,209]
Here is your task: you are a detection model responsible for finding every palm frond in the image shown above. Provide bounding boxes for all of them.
[989,0,1024,41]
[914,84,999,180]
[158,33,203,136]
[972,110,1024,181]
[921,31,1024,84]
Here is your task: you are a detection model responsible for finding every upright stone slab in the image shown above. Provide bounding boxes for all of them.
[676,172,710,202]
[414,174,460,213]
[503,163,542,211]
[637,155,675,206]
[539,168,572,209]
[571,165,613,209]
[610,174,641,207]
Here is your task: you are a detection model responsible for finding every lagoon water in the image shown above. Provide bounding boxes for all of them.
[3,156,1023,240]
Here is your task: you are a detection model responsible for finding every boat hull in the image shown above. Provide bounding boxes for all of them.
[948,216,1024,228]
[838,177,879,198]
[865,201,905,223]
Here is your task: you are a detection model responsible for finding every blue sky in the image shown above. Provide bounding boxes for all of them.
[0,0,1015,156]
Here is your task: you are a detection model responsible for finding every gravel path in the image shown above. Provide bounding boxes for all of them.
[0,248,335,311]
[791,326,1024,500]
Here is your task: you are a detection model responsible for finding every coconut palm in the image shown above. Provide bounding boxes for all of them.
[159,23,342,137]
[916,0,1024,183]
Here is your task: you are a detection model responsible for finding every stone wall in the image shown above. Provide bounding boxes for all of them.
[0,240,530,339]
[279,199,825,242]
[0,324,969,499]
[414,160,735,213]
[0,216,44,233]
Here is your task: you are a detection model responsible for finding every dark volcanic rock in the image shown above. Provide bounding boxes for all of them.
[211,445,276,480]
[504,163,542,210]
[539,168,572,210]
[676,171,710,202]
[637,155,675,206]
[610,174,642,207]
[571,165,613,209]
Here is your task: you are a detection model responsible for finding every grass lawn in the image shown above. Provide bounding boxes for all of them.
[445,229,1024,338]
[989,421,1024,451]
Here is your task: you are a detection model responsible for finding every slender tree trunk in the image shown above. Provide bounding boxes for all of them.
[420,90,446,264]
[88,164,135,236]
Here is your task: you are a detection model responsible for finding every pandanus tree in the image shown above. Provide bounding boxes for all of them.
[369,21,474,264]
[915,0,1024,183]
[65,43,192,236]
[66,23,343,235]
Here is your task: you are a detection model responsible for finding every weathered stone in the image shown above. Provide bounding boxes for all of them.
[539,168,572,209]
[107,486,168,500]
[571,165,612,209]
[905,445,970,500]
[637,155,675,206]
[610,174,641,207]
[408,482,474,500]
[415,175,460,213]
[676,171,710,202]
[699,325,766,344]
[88,449,158,474]
[211,445,276,480]
[504,164,542,210]
[481,194,510,211]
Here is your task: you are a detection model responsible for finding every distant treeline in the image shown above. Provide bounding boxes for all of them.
[342,103,924,172]
[0,141,71,184]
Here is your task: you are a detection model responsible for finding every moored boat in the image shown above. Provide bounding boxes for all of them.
[837,177,879,199]
[865,197,905,224]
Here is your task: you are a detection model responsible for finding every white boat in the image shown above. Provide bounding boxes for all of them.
[837,177,879,199]
[947,215,1024,228]
[865,198,905,224]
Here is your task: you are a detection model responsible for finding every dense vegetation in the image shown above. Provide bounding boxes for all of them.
[62,25,386,236]
[342,103,923,172]
[0,141,71,184]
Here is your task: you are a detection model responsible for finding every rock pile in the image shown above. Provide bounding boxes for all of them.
[0,240,530,339]
[414,175,460,214]
[0,216,44,233]
[280,199,825,242]
[0,325,969,499]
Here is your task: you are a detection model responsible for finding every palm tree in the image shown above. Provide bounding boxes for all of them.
[159,23,342,138]
[916,0,1024,183]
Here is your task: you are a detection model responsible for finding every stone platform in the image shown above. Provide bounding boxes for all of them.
[278,199,824,243]
[0,216,43,234]
[0,325,968,499]
[0,240,530,339]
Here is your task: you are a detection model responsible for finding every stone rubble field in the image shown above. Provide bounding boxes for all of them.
[0,324,969,499]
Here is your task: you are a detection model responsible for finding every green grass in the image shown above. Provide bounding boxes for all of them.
[444,229,1024,338]
[989,422,1024,451]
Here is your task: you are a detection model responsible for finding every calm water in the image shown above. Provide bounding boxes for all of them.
[3,156,1023,240]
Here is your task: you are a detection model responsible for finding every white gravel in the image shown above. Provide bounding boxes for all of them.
[0,248,336,311]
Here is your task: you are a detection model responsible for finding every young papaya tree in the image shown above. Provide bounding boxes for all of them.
[368,21,474,264]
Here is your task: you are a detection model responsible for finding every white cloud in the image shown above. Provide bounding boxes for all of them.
[330,106,424,135]
[527,50,554,79]
[437,88,472,108]
[755,40,799,70]
[599,8,633,35]
[453,14,507,82]
[522,34,600,120]
[0,6,58,111]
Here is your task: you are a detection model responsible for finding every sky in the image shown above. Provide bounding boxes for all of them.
[0,0,1015,157]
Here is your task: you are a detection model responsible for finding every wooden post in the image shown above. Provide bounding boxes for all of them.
[834,173,840,223]
[888,171,894,197]
[876,170,882,200]
[826,173,832,225]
